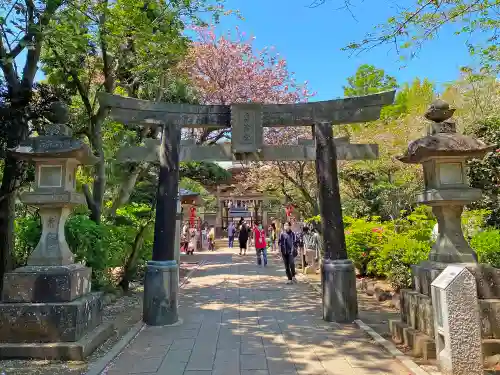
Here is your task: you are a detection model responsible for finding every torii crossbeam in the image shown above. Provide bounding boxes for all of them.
[98,90,396,325]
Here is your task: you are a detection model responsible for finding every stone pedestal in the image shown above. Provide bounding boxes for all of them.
[143,260,179,326]
[0,264,112,360]
[2,264,91,303]
[323,259,358,323]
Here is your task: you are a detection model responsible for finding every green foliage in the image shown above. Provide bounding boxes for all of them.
[14,205,154,290]
[467,117,500,226]
[13,215,42,268]
[462,209,491,238]
[180,162,231,186]
[343,64,398,98]
[470,230,500,268]
[374,235,431,291]
[381,78,436,120]
[344,217,386,276]
[340,0,499,72]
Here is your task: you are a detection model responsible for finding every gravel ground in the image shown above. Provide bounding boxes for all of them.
[0,266,194,375]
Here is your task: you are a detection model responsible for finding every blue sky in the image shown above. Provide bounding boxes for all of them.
[27,0,482,101]
[209,0,483,101]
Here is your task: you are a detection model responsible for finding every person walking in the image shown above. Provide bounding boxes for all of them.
[269,223,277,252]
[296,226,306,269]
[279,222,298,284]
[228,222,236,248]
[253,222,268,266]
[238,221,249,255]
[208,226,216,251]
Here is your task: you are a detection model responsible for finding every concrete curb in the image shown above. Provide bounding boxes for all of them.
[85,260,204,375]
[296,271,430,375]
[354,319,430,375]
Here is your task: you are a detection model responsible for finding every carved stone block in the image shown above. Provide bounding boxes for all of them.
[479,299,500,339]
[0,292,104,343]
[2,264,91,303]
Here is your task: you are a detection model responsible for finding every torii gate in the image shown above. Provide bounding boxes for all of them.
[98,90,395,325]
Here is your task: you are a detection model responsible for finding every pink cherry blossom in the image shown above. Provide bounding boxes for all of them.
[182,26,315,107]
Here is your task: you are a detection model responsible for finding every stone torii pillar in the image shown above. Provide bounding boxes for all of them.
[98,90,395,324]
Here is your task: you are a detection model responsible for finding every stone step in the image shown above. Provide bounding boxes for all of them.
[0,321,113,361]
[389,320,436,360]
[390,320,500,364]
[401,289,500,340]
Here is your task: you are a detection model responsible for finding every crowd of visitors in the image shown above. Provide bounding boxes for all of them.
[222,218,321,284]
[182,217,321,284]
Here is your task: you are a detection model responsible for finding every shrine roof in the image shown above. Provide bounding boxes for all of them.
[180,188,200,197]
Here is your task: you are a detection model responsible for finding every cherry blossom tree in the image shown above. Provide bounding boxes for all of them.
[184,26,313,105]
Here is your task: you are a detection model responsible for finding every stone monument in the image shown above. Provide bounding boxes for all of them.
[0,102,113,360]
[390,100,500,363]
[431,265,483,375]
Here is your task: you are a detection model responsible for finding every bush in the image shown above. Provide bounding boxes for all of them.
[14,207,154,290]
[372,235,431,291]
[462,209,490,239]
[470,229,500,268]
[344,217,387,276]
[13,215,41,268]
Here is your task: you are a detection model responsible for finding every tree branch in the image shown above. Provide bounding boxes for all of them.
[48,44,93,117]
[82,184,97,214]
[22,0,63,89]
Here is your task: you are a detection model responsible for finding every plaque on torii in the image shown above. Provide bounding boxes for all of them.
[97,90,396,326]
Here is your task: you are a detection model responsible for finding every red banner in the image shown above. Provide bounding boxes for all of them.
[189,206,196,228]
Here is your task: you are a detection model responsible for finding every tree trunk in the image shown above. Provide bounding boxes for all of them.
[0,158,18,292]
[118,221,151,291]
[85,111,108,224]
[108,163,143,217]
[0,106,30,293]
[90,154,106,224]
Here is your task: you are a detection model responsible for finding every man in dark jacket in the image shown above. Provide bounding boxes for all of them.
[279,221,298,284]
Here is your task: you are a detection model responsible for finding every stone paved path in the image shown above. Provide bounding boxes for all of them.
[104,249,409,375]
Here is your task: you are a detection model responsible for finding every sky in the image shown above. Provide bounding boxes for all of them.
[207,0,483,101]
[25,0,483,101]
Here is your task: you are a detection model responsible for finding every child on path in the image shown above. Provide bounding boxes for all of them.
[208,226,216,251]
[253,223,268,267]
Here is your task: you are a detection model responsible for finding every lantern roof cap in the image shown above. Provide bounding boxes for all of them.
[398,99,495,164]
[8,101,97,165]
[397,133,495,164]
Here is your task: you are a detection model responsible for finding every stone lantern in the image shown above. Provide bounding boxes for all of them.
[398,99,494,264]
[11,102,97,266]
[389,100,498,363]
[0,102,112,360]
